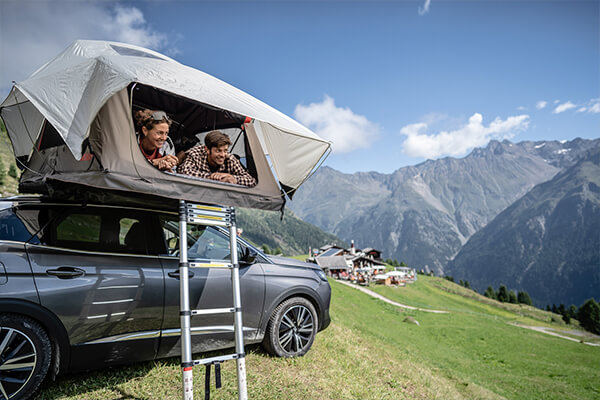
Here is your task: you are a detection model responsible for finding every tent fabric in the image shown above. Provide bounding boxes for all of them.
[0,40,331,210]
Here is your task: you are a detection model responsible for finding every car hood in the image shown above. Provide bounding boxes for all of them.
[267,255,320,270]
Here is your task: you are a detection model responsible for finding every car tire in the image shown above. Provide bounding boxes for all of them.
[0,314,51,400]
[262,297,318,357]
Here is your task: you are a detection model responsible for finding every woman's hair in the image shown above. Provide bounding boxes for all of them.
[134,109,172,132]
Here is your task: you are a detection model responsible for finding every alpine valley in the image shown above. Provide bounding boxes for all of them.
[286,138,600,307]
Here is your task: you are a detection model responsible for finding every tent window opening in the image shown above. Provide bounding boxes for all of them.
[130,83,258,187]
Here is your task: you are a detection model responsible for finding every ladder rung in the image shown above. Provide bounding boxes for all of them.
[187,203,232,213]
[192,307,235,315]
[189,261,232,269]
[187,216,231,227]
[193,353,243,366]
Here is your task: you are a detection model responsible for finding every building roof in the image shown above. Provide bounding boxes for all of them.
[315,256,350,270]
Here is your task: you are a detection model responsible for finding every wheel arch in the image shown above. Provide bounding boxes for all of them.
[0,299,71,377]
[259,287,324,337]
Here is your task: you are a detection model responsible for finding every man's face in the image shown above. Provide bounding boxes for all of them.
[206,144,229,167]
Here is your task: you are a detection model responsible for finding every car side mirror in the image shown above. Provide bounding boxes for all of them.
[240,246,257,265]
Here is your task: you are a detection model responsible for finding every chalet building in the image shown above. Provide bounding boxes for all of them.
[309,240,386,277]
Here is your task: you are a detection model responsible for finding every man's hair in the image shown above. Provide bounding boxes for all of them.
[205,130,231,150]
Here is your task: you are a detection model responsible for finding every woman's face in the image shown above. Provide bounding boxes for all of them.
[142,122,170,150]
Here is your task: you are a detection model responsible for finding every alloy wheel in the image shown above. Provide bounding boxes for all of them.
[0,327,37,400]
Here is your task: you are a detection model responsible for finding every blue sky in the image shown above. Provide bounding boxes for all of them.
[1,0,598,173]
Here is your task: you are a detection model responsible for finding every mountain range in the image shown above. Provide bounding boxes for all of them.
[287,138,599,306]
[446,147,600,307]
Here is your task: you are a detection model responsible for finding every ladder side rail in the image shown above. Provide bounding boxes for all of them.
[230,218,248,400]
[179,200,194,400]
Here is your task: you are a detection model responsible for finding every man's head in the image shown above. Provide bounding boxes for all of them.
[204,130,231,168]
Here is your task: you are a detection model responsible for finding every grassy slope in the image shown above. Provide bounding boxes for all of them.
[36,276,600,400]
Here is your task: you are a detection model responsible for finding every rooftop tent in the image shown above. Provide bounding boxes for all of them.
[0,40,331,211]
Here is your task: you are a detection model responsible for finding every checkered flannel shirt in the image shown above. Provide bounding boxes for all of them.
[177,145,257,187]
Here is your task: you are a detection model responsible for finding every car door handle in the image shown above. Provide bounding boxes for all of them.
[168,270,194,279]
[46,267,85,279]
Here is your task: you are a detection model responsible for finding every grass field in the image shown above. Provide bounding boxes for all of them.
[35,275,600,400]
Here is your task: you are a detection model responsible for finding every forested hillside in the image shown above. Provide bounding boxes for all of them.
[237,207,344,255]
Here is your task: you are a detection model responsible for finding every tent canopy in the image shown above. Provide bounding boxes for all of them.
[0,40,331,211]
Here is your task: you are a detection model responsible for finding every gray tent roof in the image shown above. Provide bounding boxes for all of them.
[0,40,331,210]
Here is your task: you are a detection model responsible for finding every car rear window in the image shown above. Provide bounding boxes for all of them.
[0,208,40,243]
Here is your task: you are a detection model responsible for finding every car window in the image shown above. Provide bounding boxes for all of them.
[159,215,233,260]
[40,207,151,255]
[56,213,100,243]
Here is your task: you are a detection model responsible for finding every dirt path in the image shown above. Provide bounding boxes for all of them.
[335,280,448,314]
[510,323,600,346]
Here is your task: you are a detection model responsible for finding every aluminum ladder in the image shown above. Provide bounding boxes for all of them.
[178,200,248,400]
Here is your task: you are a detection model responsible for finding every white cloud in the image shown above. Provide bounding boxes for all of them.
[587,99,600,114]
[535,101,547,110]
[294,95,379,154]
[577,107,587,113]
[418,0,432,15]
[400,113,530,159]
[517,106,526,111]
[0,1,176,94]
[553,101,577,114]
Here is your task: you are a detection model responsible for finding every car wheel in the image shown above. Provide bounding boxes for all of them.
[0,314,51,400]
[262,297,318,357]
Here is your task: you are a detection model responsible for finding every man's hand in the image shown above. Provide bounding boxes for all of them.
[209,172,237,184]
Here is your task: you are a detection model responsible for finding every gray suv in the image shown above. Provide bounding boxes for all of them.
[0,196,331,400]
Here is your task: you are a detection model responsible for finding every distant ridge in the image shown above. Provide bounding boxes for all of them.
[446,146,600,306]
[289,138,599,275]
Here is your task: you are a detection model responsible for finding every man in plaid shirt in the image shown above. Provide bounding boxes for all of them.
[177,130,257,187]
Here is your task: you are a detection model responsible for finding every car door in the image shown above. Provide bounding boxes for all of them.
[155,214,265,358]
[24,205,165,370]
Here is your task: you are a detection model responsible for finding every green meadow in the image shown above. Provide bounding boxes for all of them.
[36,275,600,400]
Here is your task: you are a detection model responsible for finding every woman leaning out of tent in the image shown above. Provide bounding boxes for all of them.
[134,109,182,171]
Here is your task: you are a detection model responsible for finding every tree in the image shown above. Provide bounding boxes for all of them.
[497,285,509,303]
[463,280,471,289]
[0,159,5,186]
[577,299,600,334]
[7,164,17,179]
[444,276,454,283]
[508,290,518,304]
[518,291,533,306]
[484,286,496,300]
[551,304,558,314]
[568,304,577,320]
[261,244,272,254]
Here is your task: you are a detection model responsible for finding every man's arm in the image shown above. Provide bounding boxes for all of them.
[226,156,257,187]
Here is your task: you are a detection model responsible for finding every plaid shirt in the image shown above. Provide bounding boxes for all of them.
[177,145,257,187]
